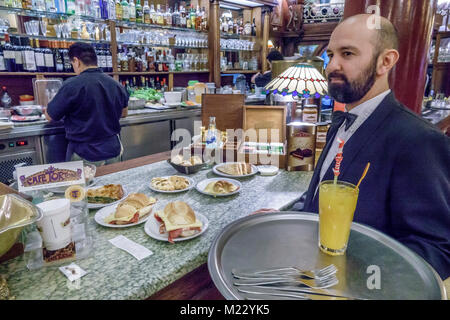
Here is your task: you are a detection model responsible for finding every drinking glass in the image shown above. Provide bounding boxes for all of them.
[40,19,48,36]
[318,180,359,256]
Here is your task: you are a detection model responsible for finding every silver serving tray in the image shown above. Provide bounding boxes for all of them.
[208,212,446,300]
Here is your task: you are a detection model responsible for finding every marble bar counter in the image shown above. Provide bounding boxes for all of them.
[0,153,313,300]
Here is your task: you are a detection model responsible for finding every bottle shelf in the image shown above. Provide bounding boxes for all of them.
[220,33,256,39]
[115,20,208,33]
[220,48,258,53]
[221,70,260,74]
[0,32,111,44]
[0,6,107,22]
[0,71,113,76]
[116,42,206,50]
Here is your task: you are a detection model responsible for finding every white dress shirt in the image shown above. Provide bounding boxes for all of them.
[319,89,392,184]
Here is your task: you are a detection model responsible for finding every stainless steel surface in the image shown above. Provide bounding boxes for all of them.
[172,116,202,149]
[233,273,339,289]
[40,133,68,164]
[208,212,447,300]
[0,136,43,184]
[120,120,172,161]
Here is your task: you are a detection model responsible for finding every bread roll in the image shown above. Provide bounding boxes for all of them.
[164,201,196,225]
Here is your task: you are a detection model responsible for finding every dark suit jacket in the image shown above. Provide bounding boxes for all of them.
[303,92,450,280]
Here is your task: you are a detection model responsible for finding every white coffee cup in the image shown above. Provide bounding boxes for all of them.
[36,199,71,251]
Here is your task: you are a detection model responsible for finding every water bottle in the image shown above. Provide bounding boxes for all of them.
[205,116,217,149]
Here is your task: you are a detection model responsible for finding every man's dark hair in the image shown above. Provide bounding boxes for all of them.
[68,42,97,66]
[266,49,284,62]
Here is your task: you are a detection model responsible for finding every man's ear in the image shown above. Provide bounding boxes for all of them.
[377,49,399,76]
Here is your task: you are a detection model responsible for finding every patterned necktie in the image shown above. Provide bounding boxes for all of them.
[331,110,358,131]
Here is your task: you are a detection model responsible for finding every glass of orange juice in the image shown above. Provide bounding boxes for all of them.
[318,180,359,256]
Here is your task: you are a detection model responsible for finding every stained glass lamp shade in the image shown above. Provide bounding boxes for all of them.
[264,63,329,99]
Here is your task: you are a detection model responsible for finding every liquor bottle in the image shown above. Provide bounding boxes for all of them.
[34,39,46,72]
[1,87,12,109]
[33,0,45,11]
[149,2,155,24]
[201,7,207,31]
[61,42,72,72]
[45,0,56,12]
[238,18,244,35]
[179,5,186,28]
[186,6,191,29]
[3,35,16,72]
[11,36,24,72]
[115,0,122,20]
[66,0,76,14]
[195,5,201,30]
[44,42,55,72]
[106,44,113,72]
[228,18,233,34]
[121,0,129,21]
[222,17,228,34]
[22,0,32,10]
[91,0,101,18]
[53,41,64,72]
[0,42,5,72]
[251,18,256,36]
[128,0,136,22]
[233,19,238,34]
[143,0,150,24]
[135,0,142,23]
[165,7,172,26]
[23,37,37,72]
[172,5,179,27]
[108,0,116,19]
[156,4,163,25]
[190,5,196,30]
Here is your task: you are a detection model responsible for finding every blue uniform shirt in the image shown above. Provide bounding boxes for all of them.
[47,68,129,161]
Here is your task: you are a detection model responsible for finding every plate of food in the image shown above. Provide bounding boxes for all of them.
[149,175,195,193]
[144,201,208,243]
[87,184,127,209]
[181,101,201,108]
[167,155,205,175]
[196,178,241,197]
[94,193,157,228]
[213,162,258,178]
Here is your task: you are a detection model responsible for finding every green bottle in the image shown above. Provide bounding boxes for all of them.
[121,0,129,21]
[135,0,143,24]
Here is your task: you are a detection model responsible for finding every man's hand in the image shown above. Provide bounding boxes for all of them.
[250,208,279,215]
[121,107,128,118]
[43,107,53,122]
[251,72,261,84]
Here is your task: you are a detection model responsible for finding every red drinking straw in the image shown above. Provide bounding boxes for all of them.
[333,138,345,184]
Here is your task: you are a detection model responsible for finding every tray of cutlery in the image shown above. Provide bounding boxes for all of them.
[207,212,446,300]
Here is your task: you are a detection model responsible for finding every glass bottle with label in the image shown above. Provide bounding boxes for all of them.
[34,39,46,72]
[206,116,217,149]
[108,0,116,20]
[128,0,136,22]
[0,42,5,72]
[115,0,122,20]
[44,42,55,72]
[149,2,155,24]
[23,37,37,72]
[143,0,150,24]
[121,0,129,21]
[1,87,12,109]
[135,0,142,23]
[179,5,186,28]
[12,36,24,72]
[3,35,16,72]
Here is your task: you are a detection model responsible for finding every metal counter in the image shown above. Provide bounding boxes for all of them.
[0,108,201,184]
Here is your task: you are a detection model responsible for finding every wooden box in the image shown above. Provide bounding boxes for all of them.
[201,94,245,131]
[239,105,287,168]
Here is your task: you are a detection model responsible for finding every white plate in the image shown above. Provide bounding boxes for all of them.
[212,162,259,178]
[195,178,242,197]
[164,102,182,107]
[87,185,128,209]
[149,176,195,194]
[94,203,151,228]
[144,212,209,242]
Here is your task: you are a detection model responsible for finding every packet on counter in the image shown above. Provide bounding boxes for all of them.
[59,263,87,282]
[109,235,153,261]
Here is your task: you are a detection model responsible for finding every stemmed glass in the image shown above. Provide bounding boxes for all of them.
[86,22,95,40]
[40,19,47,36]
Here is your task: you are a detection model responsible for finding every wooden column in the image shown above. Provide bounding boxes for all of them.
[343,0,438,114]
[109,20,119,81]
[208,0,221,87]
[261,10,270,73]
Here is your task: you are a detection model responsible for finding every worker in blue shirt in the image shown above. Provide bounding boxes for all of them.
[45,42,129,166]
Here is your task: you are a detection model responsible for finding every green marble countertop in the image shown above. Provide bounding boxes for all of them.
[0,161,313,300]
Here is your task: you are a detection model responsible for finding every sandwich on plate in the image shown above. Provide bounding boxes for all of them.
[154,201,203,243]
[204,180,238,195]
[217,162,253,176]
[87,184,124,204]
[104,193,157,225]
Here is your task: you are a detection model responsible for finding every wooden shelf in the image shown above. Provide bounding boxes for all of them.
[114,71,209,76]
[221,70,260,74]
